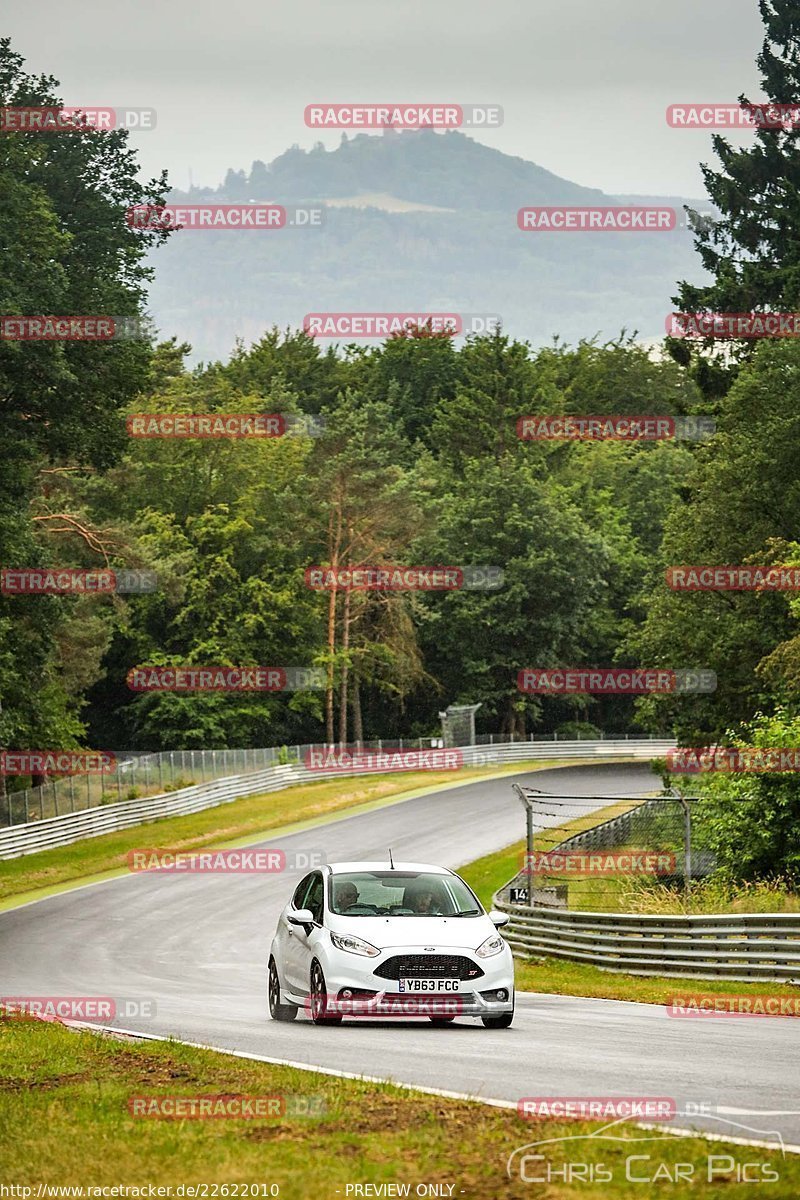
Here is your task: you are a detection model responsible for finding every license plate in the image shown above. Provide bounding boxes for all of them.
[398,978,459,992]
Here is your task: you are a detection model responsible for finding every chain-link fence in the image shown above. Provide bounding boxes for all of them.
[504,785,717,913]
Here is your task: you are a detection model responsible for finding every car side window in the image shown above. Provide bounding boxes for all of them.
[304,873,324,925]
[292,873,313,909]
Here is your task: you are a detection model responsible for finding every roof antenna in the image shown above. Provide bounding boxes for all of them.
[388,848,395,869]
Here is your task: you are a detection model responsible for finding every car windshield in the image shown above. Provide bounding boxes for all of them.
[328,871,483,917]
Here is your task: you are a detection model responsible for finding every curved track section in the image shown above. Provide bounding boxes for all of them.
[2,763,798,1147]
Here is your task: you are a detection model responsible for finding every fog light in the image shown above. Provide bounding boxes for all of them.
[341,988,354,999]
[496,989,508,1002]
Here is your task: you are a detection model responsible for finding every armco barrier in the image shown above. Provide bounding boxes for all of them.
[0,738,672,859]
[494,899,800,983]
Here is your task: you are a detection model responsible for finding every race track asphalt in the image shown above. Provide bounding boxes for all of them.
[2,762,798,1151]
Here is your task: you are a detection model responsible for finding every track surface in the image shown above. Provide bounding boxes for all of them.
[2,763,798,1149]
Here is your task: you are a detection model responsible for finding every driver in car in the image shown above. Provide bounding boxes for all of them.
[408,887,439,915]
[335,881,359,911]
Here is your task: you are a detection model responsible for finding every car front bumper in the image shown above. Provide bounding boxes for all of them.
[321,942,515,1017]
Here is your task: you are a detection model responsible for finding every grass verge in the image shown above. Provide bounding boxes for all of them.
[458,828,800,1005]
[0,758,583,908]
[0,1016,794,1198]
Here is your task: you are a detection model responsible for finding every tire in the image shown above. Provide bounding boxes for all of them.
[310,960,342,1025]
[268,958,298,1022]
[429,1016,456,1025]
[481,1012,514,1029]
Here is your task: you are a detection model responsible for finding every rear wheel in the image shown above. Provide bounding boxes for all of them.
[310,961,342,1025]
[268,958,297,1022]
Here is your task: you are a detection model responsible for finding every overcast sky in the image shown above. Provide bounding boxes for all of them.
[7,0,766,197]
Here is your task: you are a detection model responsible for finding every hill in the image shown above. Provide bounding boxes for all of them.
[144,129,710,362]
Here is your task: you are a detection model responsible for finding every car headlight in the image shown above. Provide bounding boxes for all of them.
[475,933,505,958]
[330,932,381,957]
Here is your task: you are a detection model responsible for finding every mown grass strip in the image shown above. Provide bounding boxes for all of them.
[0,1016,794,1198]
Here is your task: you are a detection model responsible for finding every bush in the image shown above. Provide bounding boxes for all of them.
[555,721,602,741]
[682,710,800,885]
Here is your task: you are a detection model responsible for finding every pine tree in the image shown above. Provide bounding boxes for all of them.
[672,2,800,382]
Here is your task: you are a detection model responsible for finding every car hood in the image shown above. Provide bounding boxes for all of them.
[327,913,496,950]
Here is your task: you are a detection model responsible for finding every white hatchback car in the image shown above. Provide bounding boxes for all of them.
[268,860,514,1027]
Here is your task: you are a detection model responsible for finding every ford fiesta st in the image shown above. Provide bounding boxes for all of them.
[268,860,514,1027]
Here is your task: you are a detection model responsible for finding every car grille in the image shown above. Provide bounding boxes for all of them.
[374,954,484,981]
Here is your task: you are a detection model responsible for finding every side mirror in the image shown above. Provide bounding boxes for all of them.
[489,910,510,928]
[288,908,315,929]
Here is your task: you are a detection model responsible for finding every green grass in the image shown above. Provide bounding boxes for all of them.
[0,758,585,908]
[0,1017,795,1198]
[457,826,800,1006]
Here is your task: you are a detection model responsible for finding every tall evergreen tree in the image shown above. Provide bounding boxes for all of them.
[671,1,800,391]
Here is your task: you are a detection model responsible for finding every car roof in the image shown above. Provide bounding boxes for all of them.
[327,861,452,876]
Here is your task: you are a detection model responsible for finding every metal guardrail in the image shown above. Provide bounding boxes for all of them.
[493,902,800,982]
[0,738,673,860]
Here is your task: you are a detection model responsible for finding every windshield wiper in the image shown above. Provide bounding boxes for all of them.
[453,908,481,917]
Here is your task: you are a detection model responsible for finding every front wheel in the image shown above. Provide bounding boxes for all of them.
[268,958,297,1021]
[481,1012,513,1029]
[310,961,342,1025]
